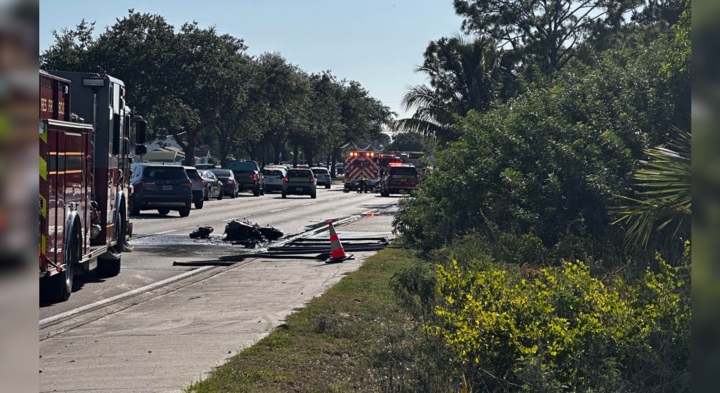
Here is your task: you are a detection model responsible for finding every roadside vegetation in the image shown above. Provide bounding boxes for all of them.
[390,1,691,391]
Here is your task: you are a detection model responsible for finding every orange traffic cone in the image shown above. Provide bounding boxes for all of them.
[325,221,355,263]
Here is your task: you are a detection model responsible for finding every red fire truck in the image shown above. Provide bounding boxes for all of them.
[40,70,146,301]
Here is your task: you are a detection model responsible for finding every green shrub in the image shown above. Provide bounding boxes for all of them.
[432,254,690,391]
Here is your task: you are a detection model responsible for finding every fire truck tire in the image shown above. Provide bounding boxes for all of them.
[157,209,170,215]
[195,200,204,209]
[42,234,78,302]
[179,207,191,217]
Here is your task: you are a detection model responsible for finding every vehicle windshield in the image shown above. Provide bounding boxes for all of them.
[288,170,311,178]
[263,169,284,177]
[389,167,418,175]
[185,169,201,180]
[311,168,328,174]
[144,167,188,179]
[212,170,233,178]
[227,161,258,171]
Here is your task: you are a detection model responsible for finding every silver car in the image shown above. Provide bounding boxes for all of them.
[262,167,287,193]
[310,167,331,189]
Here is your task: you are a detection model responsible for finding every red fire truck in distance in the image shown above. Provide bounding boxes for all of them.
[40,70,147,301]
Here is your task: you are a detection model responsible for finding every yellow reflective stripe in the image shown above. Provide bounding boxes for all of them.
[40,194,47,218]
[40,156,47,181]
[41,235,46,255]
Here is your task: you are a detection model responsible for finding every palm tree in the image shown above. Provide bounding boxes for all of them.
[395,35,507,143]
[615,129,691,247]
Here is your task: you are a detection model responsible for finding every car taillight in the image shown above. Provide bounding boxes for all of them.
[284,178,289,182]
[253,173,258,181]
[228,179,233,184]
[201,178,205,183]
[310,178,314,183]
[137,181,155,189]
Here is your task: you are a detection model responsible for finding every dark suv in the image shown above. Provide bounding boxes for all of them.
[130,164,192,217]
[227,160,264,196]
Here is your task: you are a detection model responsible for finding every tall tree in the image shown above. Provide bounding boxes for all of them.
[173,22,248,165]
[396,35,508,143]
[453,0,641,75]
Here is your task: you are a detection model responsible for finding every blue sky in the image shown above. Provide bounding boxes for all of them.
[39,0,464,119]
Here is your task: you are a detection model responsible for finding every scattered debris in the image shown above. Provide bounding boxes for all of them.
[223,219,284,248]
[189,226,214,239]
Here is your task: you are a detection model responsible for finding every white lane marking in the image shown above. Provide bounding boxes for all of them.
[270,208,288,213]
[301,202,317,206]
[40,266,214,329]
[222,217,238,222]
[155,229,176,235]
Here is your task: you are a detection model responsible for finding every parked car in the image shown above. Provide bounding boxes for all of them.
[130,164,192,217]
[194,163,217,170]
[199,169,223,200]
[262,167,287,193]
[310,167,331,189]
[336,163,344,175]
[380,164,419,197]
[211,169,239,198]
[227,160,265,196]
[282,168,317,199]
[295,164,309,169]
[184,166,206,209]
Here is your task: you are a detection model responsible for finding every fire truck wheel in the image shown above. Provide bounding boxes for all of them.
[179,207,191,217]
[44,235,78,302]
[195,200,204,209]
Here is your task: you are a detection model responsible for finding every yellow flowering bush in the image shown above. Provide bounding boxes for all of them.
[433,256,690,390]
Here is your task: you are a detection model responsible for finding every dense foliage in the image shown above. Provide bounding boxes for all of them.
[40,10,392,170]
[395,21,689,264]
[434,251,690,391]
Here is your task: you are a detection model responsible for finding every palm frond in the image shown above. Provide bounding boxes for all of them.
[614,129,691,248]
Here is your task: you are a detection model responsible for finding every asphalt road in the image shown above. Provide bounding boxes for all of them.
[39,185,402,320]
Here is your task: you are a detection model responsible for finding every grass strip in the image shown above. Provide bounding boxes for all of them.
[186,247,418,393]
